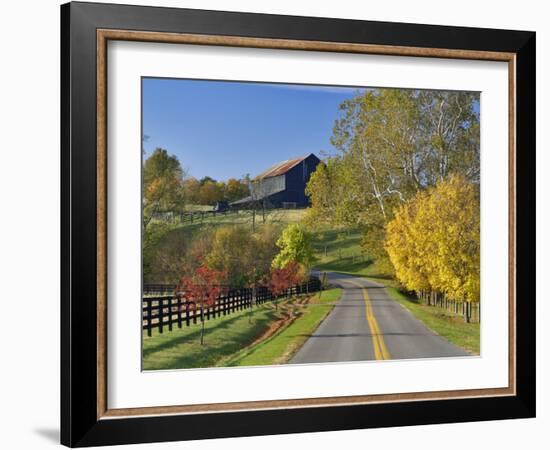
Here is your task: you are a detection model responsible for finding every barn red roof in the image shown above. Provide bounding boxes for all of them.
[255,154,310,179]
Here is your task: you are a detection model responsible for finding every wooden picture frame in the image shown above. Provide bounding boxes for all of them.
[61,1,535,447]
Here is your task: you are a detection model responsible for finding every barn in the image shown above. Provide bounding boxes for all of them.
[231,153,321,209]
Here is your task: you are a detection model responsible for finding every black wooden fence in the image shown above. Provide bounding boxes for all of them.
[416,290,480,323]
[142,277,322,336]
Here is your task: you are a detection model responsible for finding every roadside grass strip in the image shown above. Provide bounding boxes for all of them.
[223,288,342,367]
[384,286,480,355]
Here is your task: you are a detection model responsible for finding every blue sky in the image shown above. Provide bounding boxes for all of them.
[142,78,363,181]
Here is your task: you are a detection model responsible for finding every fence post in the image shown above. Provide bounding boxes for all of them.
[168,298,173,332]
[185,302,191,326]
[145,299,152,337]
[158,299,164,334]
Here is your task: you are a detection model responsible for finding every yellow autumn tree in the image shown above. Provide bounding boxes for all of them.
[385,175,480,303]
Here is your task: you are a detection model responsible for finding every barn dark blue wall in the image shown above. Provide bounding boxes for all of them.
[266,154,320,207]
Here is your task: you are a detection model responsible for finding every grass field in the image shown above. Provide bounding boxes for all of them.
[384,286,480,355]
[185,204,214,212]
[142,288,341,370]
[309,227,394,279]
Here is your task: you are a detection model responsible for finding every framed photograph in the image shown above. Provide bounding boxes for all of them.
[61,1,535,447]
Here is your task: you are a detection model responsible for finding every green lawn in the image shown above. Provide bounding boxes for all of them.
[142,288,341,370]
[310,227,394,278]
[384,286,480,355]
[225,288,342,366]
[143,302,278,370]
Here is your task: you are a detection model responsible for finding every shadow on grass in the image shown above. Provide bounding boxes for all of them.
[365,273,394,280]
[142,307,279,370]
[143,309,268,358]
[168,318,274,369]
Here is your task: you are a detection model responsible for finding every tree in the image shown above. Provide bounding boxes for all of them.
[197,180,225,205]
[203,224,281,321]
[176,263,226,345]
[143,148,186,229]
[182,177,201,204]
[268,261,302,309]
[204,224,281,288]
[199,176,217,185]
[272,224,315,277]
[304,158,362,227]
[306,88,480,265]
[205,226,254,287]
[385,175,480,319]
[225,178,250,202]
[142,222,173,283]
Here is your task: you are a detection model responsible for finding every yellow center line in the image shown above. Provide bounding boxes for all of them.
[349,280,391,360]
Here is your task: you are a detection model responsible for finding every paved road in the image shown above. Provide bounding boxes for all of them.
[290,272,469,364]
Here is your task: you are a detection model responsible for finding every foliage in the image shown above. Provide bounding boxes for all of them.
[176,263,227,344]
[143,148,186,229]
[143,221,285,286]
[304,158,361,227]
[272,224,316,275]
[249,225,283,285]
[142,221,175,282]
[183,176,250,205]
[143,148,250,220]
[306,89,480,261]
[225,178,250,202]
[177,264,226,305]
[268,261,303,298]
[205,226,254,287]
[204,224,281,288]
[384,175,480,303]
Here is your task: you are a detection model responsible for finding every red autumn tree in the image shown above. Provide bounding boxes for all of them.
[177,262,226,345]
[268,261,302,309]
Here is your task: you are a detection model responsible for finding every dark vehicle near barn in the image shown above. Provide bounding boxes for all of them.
[213,201,230,212]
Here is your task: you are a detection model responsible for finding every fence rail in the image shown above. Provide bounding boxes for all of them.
[143,277,322,336]
[416,290,480,323]
[143,283,177,297]
[151,209,240,225]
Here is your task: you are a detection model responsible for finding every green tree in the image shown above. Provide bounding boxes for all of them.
[143,148,186,229]
[307,88,479,264]
[272,224,315,278]
[199,176,216,185]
